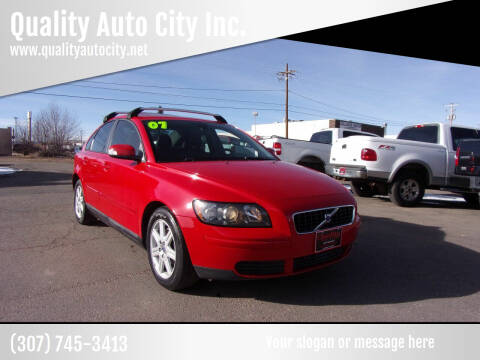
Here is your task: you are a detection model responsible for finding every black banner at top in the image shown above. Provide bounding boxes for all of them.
[283,1,478,67]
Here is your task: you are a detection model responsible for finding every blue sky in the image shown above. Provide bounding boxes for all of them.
[1,38,480,137]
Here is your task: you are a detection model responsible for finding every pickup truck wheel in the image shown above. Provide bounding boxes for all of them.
[146,207,198,290]
[389,174,425,207]
[462,193,480,208]
[351,181,375,197]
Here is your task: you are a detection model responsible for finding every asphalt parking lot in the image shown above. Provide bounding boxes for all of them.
[1,156,479,322]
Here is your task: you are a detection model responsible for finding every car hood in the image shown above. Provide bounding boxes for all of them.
[159,160,354,213]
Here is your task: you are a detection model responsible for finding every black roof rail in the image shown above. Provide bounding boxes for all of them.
[128,107,227,124]
[103,111,129,123]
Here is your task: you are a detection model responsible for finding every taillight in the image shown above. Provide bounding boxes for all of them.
[273,142,282,155]
[361,148,377,161]
[455,147,460,167]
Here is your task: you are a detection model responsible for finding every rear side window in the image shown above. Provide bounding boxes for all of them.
[451,127,480,150]
[310,131,332,144]
[90,121,114,153]
[397,125,438,144]
[111,120,143,156]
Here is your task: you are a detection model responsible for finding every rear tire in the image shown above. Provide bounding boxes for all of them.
[74,180,95,225]
[463,193,480,209]
[389,173,425,207]
[351,181,375,197]
[146,207,198,290]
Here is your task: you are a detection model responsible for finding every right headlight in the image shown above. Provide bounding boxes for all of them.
[192,200,271,227]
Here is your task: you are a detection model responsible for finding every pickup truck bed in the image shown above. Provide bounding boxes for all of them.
[327,123,480,207]
[260,128,378,172]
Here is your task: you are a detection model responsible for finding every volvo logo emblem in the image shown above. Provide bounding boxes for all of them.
[324,213,333,223]
[313,208,339,231]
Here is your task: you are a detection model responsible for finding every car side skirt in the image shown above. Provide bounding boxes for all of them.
[86,203,143,245]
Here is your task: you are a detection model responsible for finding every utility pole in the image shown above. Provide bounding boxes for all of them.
[445,103,458,126]
[277,63,296,138]
[27,111,32,143]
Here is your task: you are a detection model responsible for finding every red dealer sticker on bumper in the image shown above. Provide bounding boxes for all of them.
[315,228,342,253]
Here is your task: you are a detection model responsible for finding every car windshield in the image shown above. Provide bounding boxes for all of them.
[142,119,276,162]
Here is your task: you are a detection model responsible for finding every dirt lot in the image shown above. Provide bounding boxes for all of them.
[1,156,479,322]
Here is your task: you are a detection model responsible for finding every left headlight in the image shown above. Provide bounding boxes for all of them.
[192,200,271,227]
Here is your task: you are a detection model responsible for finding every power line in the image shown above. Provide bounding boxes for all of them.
[289,89,392,124]
[77,79,393,125]
[72,83,375,121]
[27,80,406,127]
[25,91,326,118]
[70,84,287,107]
[72,83,357,117]
[82,80,283,92]
[27,89,398,126]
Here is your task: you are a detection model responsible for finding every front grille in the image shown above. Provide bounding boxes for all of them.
[235,260,285,276]
[293,246,345,272]
[293,205,354,234]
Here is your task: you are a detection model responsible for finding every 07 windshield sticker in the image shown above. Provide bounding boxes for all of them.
[147,121,167,130]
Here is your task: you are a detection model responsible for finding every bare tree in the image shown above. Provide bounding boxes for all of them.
[15,123,29,144]
[33,103,79,154]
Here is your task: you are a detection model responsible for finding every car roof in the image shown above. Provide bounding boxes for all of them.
[112,114,223,124]
[103,107,227,124]
[404,122,480,131]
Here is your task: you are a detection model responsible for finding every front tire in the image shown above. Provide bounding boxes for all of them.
[146,207,198,290]
[74,180,95,225]
[389,173,425,207]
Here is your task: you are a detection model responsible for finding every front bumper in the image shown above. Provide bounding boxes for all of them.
[177,213,361,280]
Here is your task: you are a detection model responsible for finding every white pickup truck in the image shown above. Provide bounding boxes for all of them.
[259,128,378,172]
[326,122,480,207]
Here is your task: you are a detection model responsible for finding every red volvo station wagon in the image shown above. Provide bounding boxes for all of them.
[73,107,360,290]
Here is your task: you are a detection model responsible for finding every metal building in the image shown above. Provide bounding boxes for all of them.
[250,119,384,140]
[0,127,12,155]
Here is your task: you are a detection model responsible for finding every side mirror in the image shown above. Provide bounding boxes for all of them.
[108,144,141,161]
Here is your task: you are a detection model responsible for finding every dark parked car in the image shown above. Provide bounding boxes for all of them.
[455,139,480,206]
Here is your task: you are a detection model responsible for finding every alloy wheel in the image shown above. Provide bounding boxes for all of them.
[150,219,176,279]
[75,185,85,219]
[399,178,420,202]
